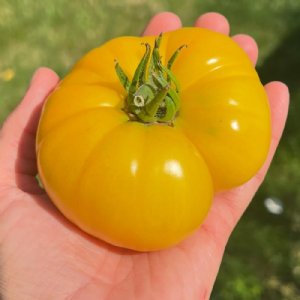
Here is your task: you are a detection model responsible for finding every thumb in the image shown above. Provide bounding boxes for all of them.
[0,67,59,186]
[1,67,59,141]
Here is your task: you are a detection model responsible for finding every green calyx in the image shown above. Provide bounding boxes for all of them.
[115,33,186,124]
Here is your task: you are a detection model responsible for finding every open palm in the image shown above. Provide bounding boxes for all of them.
[0,12,289,300]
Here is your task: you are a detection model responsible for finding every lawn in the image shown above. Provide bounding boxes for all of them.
[0,0,299,299]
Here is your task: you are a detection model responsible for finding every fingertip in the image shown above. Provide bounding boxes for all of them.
[264,81,289,148]
[232,34,258,65]
[195,12,230,35]
[265,82,290,123]
[265,81,290,100]
[19,67,59,112]
[30,67,59,87]
[143,12,182,36]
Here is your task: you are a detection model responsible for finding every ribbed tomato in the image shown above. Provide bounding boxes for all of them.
[36,28,270,251]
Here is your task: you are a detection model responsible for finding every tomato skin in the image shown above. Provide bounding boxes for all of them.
[36,27,270,251]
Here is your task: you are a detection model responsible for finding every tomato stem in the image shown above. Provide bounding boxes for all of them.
[115,33,186,124]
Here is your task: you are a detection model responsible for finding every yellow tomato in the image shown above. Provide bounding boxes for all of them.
[36,28,270,251]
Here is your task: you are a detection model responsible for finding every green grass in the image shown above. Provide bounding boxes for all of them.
[1,1,300,299]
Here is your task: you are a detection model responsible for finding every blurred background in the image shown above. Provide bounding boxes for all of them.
[0,0,299,299]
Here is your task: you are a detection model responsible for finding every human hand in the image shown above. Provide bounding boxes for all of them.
[0,12,289,300]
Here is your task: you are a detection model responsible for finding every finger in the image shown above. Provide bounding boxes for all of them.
[194,12,230,35]
[254,82,290,179]
[0,68,59,185]
[201,82,289,245]
[142,12,182,36]
[232,34,258,65]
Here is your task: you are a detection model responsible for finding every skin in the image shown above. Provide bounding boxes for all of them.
[0,12,289,300]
